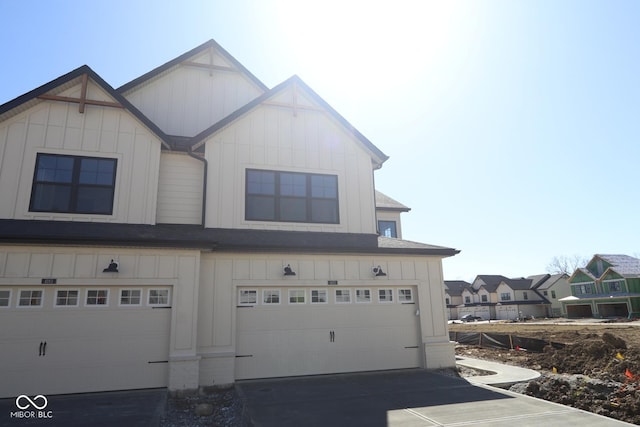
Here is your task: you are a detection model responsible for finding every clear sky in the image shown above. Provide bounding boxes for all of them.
[1,1,638,281]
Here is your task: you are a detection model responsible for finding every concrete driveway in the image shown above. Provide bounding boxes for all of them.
[237,369,632,426]
[0,388,166,426]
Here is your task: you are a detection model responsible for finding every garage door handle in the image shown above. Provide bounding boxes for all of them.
[330,331,335,342]
[39,341,43,356]
[39,341,47,356]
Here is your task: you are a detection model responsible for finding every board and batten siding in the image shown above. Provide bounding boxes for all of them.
[0,80,162,224]
[196,252,452,385]
[202,91,378,234]
[122,52,264,138]
[156,153,204,224]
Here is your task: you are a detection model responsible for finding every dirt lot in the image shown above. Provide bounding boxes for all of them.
[449,319,640,424]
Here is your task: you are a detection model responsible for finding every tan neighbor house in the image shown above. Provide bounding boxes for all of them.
[0,40,459,398]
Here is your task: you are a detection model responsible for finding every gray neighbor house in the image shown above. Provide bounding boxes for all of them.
[446,273,571,320]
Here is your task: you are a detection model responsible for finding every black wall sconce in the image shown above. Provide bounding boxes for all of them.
[283,264,296,276]
[373,265,386,277]
[103,259,119,273]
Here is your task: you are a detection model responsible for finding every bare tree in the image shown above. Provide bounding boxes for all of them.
[546,254,589,275]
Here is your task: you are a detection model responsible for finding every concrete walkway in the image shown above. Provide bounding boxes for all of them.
[456,356,541,386]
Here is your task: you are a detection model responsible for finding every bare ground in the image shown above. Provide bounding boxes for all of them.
[449,319,640,424]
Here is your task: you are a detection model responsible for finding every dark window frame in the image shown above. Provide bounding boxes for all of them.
[29,153,117,215]
[245,169,339,224]
[378,220,398,238]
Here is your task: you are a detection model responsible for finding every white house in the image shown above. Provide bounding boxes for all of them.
[0,40,459,398]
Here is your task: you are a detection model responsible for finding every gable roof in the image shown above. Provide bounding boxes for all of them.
[444,280,471,296]
[597,254,640,277]
[528,273,568,290]
[189,74,389,168]
[0,65,172,150]
[117,39,268,95]
[472,275,508,292]
[375,191,410,212]
[501,278,533,290]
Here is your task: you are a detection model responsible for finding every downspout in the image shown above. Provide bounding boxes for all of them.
[188,149,208,228]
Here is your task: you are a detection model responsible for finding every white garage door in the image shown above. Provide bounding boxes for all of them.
[0,286,171,398]
[235,286,421,380]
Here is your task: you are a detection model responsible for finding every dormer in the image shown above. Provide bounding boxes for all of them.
[375,190,410,239]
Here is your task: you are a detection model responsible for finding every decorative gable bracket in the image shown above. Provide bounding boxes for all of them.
[37,73,124,114]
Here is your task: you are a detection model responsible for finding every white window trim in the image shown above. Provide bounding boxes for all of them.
[239,289,258,306]
[262,289,281,305]
[288,289,306,304]
[355,289,372,303]
[310,289,328,304]
[119,288,143,307]
[54,289,80,307]
[398,288,414,303]
[0,289,12,308]
[335,289,352,304]
[17,289,44,308]
[378,288,394,303]
[85,289,110,307]
[148,288,171,307]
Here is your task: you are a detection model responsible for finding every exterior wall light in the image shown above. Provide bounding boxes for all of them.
[373,265,386,277]
[103,259,119,273]
[284,264,296,276]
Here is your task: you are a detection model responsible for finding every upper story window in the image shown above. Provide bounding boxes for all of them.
[30,153,117,215]
[607,280,624,293]
[245,169,339,224]
[573,283,593,296]
[523,292,528,300]
[500,292,511,301]
[378,220,397,238]
[464,296,471,304]
[481,294,488,302]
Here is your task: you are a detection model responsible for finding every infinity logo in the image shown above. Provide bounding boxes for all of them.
[15,395,48,410]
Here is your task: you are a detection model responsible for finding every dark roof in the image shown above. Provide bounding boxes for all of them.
[0,220,458,256]
[190,75,389,167]
[0,65,172,150]
[117,39,268,94]
[375,191,410,212]
[502,278,533,290]
[473,275,508,292]
[444,280,471,296]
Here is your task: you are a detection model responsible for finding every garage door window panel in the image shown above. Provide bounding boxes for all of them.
[356,289,371,303]
[335,289,351,304]
[55,289,79,307]
[239,289,257,305]
[0,290,11,307]
[18,290,44,307]
[148,289,170,306]
[399,289,414,303]
[378,289,394,303]
[288,289,306,304]
[119,289,142,306]
[30,153,117,215]
[263,289,281,305]
[86,289,109,306]
[311,289,328,304]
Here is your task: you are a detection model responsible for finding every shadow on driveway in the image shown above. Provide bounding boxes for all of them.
[0,388,166,427]
[237,369,511,427]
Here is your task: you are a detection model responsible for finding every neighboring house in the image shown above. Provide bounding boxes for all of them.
[0,40,460,398]
[562,254,640,319]
[443,280,471,320]
[375,190,410,238]
[457,274,555,320]
[528,273,570,317]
